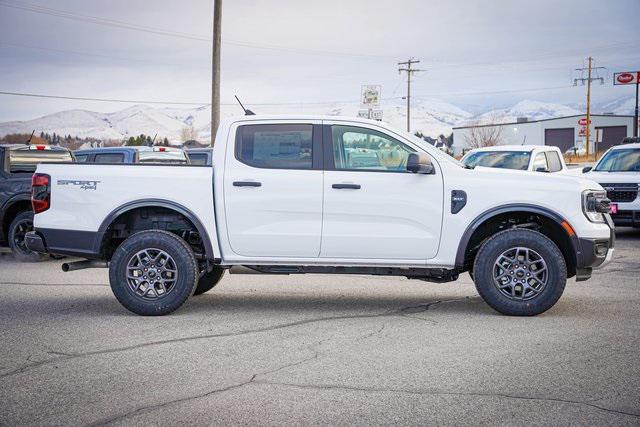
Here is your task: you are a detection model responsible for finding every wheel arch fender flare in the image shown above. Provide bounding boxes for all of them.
[454,203,578,270]
[1,193,32,235]
[97,199,215,260]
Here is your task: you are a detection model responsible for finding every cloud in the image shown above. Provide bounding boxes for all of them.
[0,0,638,121]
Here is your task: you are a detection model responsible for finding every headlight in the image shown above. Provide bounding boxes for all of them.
[582,190,610,223]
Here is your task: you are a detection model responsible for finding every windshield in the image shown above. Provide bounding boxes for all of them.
[462,151,531,170]
[138,150,189,164]
[8,149,73,173]
[594,149,640,172]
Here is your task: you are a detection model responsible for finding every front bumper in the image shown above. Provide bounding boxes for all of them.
[574,214,615,281]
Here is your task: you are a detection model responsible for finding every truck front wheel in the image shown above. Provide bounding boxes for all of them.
[193,267,225,296]
[472,229,567,316]
[109,230,198,316]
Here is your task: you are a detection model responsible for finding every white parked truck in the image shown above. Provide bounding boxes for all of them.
[460,145,569,173]
[580,142,640,228]
[26,116,615,316]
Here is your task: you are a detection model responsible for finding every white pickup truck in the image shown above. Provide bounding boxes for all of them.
[460,145,569,173]
[26,116,614,316]
[580,142,640,228]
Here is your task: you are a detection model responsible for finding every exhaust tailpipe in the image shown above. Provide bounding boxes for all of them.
[62,260,108,272]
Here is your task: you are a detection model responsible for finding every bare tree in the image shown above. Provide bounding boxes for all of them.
[463,114,505,149]
[180,126,199,143]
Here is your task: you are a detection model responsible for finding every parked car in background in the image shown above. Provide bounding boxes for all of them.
[27,116,613,317]
[582,142,640,228]
[564,146,587,157]
[185,148,213,166]
[0,143,73,260]
[461,145,568,173]
[74,146,190,164]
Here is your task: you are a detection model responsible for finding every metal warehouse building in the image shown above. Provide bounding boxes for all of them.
[452,114,636,155]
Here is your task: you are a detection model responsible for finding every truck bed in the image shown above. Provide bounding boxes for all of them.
[34,163,218,257]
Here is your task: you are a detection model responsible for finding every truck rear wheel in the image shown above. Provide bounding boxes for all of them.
[193,267,225,296]
[109,230,198,316]
[8,211,44,262]
[472,228,567,316]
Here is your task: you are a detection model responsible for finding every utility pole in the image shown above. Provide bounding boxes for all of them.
[210,0,222,146]
[398,58,424,132]
[574,57,605,158]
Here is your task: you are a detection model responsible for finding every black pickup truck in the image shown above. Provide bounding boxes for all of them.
[0,144,74,260]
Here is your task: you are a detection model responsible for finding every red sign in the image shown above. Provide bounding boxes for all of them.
[613,71,639,85]
[578,118,591,126]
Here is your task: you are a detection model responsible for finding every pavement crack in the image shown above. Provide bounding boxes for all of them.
[0,297,471,380]
[90,352,326,425]
[88,375,258,426]
[253,381,640,419]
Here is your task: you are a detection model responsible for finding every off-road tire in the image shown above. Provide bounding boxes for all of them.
[8,211,44,262]
[472,228,567,316]
[193,267,225,296]
[109,230,198,316]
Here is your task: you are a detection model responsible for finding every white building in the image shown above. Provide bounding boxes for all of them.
[452,114,636,155]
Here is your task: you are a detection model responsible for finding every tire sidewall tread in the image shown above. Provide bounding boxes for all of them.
[8,211,43,262]
[193,267,225,296]
[109,230,198,316]
[472,228,567,316]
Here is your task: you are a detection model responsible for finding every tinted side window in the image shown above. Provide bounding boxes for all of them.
[75,154,88,163]
[331,125,415,172]
[532,153,548,171]
[188,153,208,165]
[236,124,313,169]
[94,153,125,163]
[545,152,562,172]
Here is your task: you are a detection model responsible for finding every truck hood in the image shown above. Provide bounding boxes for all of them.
[583,171,640,184]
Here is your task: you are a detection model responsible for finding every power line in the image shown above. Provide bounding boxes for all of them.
[0,90,373,106]
[0,85,579,107]
[2,1,636,65]
[0,1,394,60]
[398,58,424,132]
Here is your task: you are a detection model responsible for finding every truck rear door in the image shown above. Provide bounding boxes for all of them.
[223,120,323,257]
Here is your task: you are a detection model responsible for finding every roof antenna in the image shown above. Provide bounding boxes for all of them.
[235,95,255,116]
[25,130,35,145]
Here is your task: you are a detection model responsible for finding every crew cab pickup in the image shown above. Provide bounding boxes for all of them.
[461,145,568,173]
[581,142,640,227]
[0,144,73,260]
[26,116,614,316]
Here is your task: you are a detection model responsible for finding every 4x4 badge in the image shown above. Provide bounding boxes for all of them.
[57,179,100,190]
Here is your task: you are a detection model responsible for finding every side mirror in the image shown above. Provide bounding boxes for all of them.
[582,166,592,173]
[535,166,549,173]
[407,153,435,174]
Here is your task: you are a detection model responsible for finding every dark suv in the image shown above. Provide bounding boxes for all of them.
[74,146,190,164]
[0,144,74,260]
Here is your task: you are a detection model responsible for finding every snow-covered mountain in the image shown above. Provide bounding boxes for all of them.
[0,99,473,143]
[597,96,636,115]
[1,98,619,143]
[469,100,582,125]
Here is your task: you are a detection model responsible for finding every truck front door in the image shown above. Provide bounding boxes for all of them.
[320,123,444,260]
[223,121,323,257]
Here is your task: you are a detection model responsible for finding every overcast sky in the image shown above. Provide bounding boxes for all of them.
[0,0,638,121]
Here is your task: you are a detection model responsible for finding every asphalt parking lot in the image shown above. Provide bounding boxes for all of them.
[1,229,639,425]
